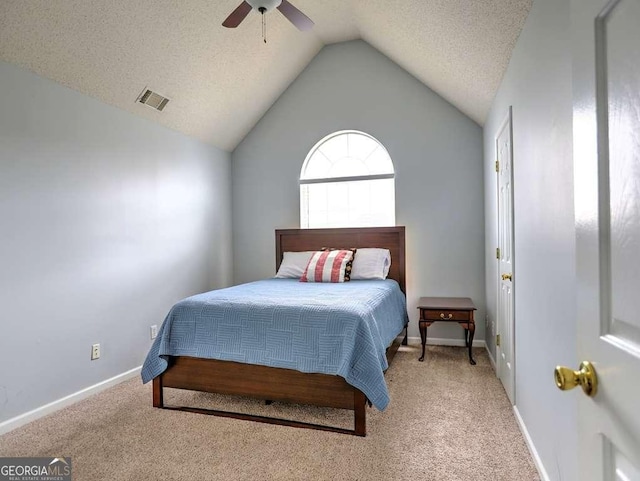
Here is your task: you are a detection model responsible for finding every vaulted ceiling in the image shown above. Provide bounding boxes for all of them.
[0,0,531,152]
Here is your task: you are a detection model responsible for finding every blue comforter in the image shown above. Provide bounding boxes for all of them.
[141,278,408,410]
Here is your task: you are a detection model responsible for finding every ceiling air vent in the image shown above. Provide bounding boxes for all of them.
[137,88,170,112]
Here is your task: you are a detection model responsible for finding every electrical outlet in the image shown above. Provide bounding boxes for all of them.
[91,343,100,360]
[150,325,158,340]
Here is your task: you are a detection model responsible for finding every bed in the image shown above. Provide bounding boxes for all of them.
[143,226,407,436]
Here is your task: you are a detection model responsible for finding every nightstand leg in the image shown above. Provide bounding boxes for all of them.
[464,328,469,347]
[419,320,427,362]
[467,322,476,365]
[402,324,408,346]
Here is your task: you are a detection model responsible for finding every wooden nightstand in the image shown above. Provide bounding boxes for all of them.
[417,297,477,365]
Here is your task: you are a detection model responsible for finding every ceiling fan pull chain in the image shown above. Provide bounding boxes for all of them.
[260,7,267,43]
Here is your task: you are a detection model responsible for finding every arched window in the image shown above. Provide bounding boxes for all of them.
[300,130,395,228]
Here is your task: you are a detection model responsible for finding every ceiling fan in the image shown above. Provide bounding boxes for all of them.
[222,0,314,32]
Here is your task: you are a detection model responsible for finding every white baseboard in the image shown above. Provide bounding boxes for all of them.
[0,366,141,436]
[513,406,551,481]
[407,336,486,348]
[486,345,497,373]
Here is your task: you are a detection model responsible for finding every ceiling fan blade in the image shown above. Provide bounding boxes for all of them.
[222,1,252,28]
[277,0,314,31]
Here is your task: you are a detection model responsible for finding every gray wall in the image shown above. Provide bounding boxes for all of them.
[483,0,577,479]
[0,60,232,424]
[232,40,485,342]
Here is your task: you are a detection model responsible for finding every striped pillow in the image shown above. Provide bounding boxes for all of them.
[300,249,356,283]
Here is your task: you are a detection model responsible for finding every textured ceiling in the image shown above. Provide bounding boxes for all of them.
[0,0,531,152]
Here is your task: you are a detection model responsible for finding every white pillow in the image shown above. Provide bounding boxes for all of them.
[351,248,391,280]
[275,251,316,278]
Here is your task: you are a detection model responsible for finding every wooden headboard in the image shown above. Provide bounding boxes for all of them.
[275,226,406,294]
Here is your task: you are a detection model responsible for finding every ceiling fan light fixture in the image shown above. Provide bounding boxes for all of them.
[246,0,282,13]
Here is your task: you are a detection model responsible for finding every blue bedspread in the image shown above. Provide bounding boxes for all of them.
[141,278,408,410]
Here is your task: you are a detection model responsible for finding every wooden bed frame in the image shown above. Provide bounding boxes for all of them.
[152,226,407,436]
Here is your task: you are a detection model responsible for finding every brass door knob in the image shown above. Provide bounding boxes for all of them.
[554,361,598,397]
[501,273,512,281]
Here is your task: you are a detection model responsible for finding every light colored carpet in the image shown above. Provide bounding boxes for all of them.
[0,346,539,480]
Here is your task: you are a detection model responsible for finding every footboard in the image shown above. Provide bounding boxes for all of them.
[153,357,367,436]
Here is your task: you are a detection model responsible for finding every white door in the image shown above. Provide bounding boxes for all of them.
[572,0,640,478]
[496,108,515,404]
